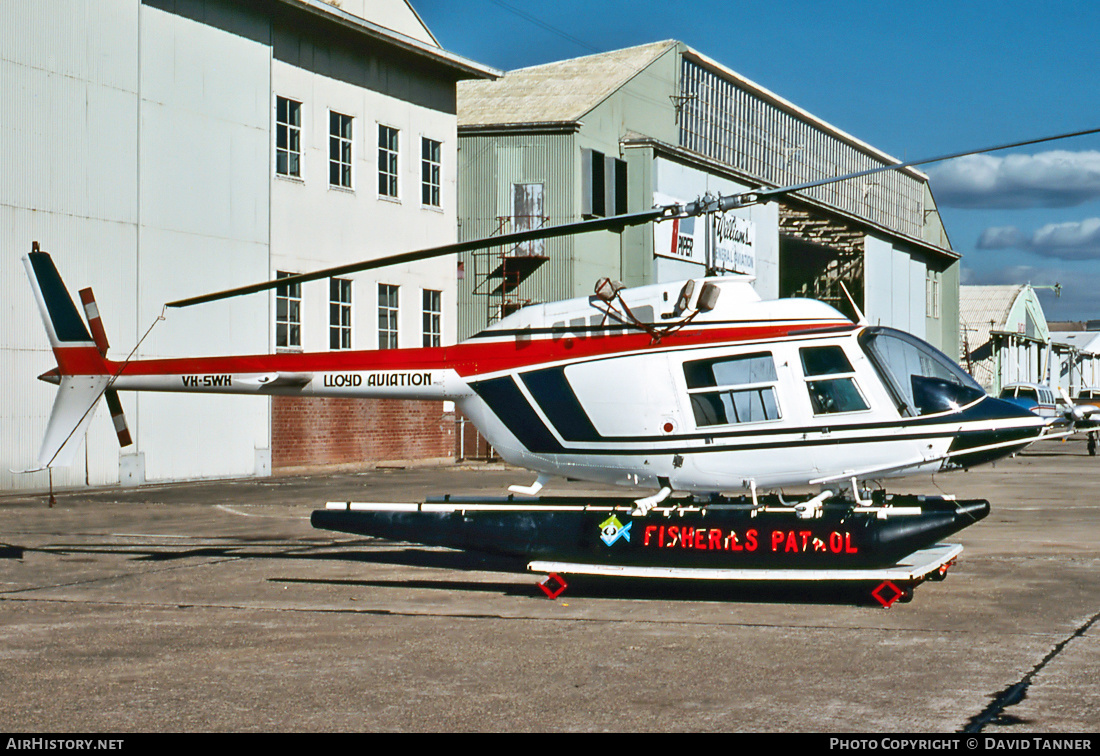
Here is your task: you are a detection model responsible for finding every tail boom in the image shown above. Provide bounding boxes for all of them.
[105,354,463,401]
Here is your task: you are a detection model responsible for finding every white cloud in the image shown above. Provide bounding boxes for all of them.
[975,226,1027,249]
[928,150,1100,209]
[962,264,1100,321]
[976,218,1100,260]
[962,265,1056,287]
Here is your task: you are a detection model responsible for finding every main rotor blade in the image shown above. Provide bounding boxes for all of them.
[726,125,1100,210]
[167,209,666,308]
[168,125,1100,308]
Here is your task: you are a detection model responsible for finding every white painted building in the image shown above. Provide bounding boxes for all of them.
[0,0,496,491]
[1050,331,1100,396]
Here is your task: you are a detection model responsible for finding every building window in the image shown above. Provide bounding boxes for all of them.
[378,283,399,349]
[378,125,399,198]
[421,138,441,207]
[580,149,627,218]
[330,278,352,350]
[512,183,546,256]
[329,111,353,188]
[275,272,301,350]
[926,270,941,319]
[276,97,301,178]
[422,289,441,347]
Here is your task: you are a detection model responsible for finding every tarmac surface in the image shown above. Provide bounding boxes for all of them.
[1,437,1099,734]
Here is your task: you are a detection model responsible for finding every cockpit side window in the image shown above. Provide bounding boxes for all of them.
[799,345,869,415]
[684,352,781,427]
[859,327,985,416]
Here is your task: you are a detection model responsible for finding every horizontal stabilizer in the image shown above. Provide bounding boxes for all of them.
[34,375,111,469]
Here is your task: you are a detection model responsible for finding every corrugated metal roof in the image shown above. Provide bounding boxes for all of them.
[458,40,676,126]
[959,285,1025,334]
[959,285,1028,389]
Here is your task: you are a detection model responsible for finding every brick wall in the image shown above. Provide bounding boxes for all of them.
[272,396,455,469]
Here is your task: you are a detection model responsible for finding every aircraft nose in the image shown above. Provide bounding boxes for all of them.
[945,395,1048,470]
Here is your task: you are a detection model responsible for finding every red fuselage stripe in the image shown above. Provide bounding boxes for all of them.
[89,322,854,379]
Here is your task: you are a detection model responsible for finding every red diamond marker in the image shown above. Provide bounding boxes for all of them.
[872,580,906,608]
[538,572,568,599]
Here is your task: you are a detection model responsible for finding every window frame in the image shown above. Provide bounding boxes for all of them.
[378,283,399,349]
[275,271,302,351]
[275,97,302,179]
[329,277,352,350]
[926,269,941,319]
[422,289,441,347]
[329,111,353,189]
[421,137,441,208]
[378,124,399,199]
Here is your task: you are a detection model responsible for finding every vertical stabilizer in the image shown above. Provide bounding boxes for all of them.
[24,245,96,352]
[22,244,114,470]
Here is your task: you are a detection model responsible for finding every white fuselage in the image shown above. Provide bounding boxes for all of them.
[45,275,1048,494]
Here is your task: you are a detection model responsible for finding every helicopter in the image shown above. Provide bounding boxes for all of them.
[22,128,1100,603]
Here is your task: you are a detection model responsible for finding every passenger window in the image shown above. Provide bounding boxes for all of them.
[799,345,869,415]
[684,352,781,427]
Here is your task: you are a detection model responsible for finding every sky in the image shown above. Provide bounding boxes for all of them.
[413,0,1100,322]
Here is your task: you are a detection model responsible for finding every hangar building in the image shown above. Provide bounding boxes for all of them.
[959,284,1052,394]
[1050,329,1100,397]
[0,0,496,490]
[455,41,959,360]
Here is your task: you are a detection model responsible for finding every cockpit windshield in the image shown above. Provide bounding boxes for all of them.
[859,327,985,416]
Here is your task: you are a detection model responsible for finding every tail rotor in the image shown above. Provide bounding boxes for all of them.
[78,287,132,448]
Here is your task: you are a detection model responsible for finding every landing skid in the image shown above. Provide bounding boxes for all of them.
[530,543,962,607]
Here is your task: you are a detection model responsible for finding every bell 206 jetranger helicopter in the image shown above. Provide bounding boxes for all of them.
[23,128,1099,602]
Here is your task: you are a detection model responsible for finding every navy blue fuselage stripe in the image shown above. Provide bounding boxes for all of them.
[469,376,565,453]
[468,376,1042,457]
[29,253,92,343]
[519,367,601,442]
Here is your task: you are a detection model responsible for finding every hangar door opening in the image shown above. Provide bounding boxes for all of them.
[778,206,864,323]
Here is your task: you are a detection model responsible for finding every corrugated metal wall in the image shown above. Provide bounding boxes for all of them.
[2,0,142,489]
[1,0,269,490]
[457,132,576,339]
[679,58,925,240]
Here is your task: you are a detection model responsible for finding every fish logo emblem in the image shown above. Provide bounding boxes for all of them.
[599,515,631,547]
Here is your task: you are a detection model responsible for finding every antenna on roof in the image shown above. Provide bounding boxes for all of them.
[1030,283,1062,298]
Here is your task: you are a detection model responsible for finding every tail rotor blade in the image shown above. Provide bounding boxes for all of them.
[78,287,133,448]
[78,287,110,356]
[104,389,133,448]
